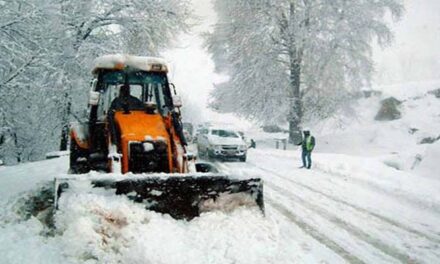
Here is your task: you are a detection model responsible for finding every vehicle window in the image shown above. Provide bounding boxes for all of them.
[130,85,143,100]
[211,129,239,138]
[97,90,106,120]
[99,71,172,116]
[97,84,143,119]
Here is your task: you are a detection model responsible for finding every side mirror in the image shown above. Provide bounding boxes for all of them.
[172,95,182,108]
[89,91,100,106]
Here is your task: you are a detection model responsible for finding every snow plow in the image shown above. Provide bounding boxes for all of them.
[55,54,264,220]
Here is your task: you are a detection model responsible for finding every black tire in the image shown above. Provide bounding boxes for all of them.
[69,138,90,174]
[239,155,247,162]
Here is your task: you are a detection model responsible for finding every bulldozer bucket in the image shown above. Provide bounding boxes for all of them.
[55,175,264,220]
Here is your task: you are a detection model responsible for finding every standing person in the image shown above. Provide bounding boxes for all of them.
[250,139,256,148]
[300,129,315,169]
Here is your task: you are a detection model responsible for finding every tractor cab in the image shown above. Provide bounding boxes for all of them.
[90,56,174,119]
[92,69,174,120]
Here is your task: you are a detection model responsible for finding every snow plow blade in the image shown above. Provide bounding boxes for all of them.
[55,175,264,220]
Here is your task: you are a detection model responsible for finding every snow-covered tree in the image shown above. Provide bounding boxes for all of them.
[207,0,403,141]
[0,0,192,163]
[0,0,57,162]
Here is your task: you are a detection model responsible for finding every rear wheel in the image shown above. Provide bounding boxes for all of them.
[69,138,90,174]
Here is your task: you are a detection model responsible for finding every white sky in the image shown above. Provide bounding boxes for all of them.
[163,0,251,128]
[374,0,440,84]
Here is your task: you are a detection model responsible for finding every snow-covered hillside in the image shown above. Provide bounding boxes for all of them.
[312,80,440,180]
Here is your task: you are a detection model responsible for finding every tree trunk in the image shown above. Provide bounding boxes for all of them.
[288,56,302,143]
[286,2,303,144]
[13,132,21,163]
[59,93,71,151]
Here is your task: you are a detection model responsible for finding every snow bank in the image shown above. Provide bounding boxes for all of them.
[415,141,440,180]
[55,186,279,264]
[306,80,440,181]
[314,153,440,206]
[374,80,440,101]
[0,218,66,264]
[0,157,280,264]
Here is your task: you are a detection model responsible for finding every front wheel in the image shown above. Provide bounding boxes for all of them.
[239,155,247,162]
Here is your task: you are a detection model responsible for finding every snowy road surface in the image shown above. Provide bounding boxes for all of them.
[217,149,440,263]
[0,148,439,263]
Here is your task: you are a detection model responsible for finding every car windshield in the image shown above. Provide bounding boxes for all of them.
[211,129,239,138]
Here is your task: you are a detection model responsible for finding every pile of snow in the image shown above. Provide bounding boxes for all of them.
[56,192,277,263]
[415,141,440,179]
[0,157,279,264]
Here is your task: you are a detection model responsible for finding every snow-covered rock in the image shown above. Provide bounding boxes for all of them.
[375,97,402,121]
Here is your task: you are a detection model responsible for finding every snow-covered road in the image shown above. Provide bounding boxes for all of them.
[0,148,439,263]
[218,149,440,263]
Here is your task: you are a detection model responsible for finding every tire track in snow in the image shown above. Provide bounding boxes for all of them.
[265,197,365,264]
[248,162,440,245]
[265,180,421,264]
[245,151,440,216]
[312,166,440,216]
[215,162,365,263]
[218,160,437,262]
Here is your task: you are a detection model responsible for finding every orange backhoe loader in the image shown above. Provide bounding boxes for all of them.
[54,55,264,220]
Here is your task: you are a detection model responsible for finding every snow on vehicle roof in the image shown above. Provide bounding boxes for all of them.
[92,54,168,74]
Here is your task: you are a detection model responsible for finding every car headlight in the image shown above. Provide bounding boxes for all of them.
[211,144,222,151]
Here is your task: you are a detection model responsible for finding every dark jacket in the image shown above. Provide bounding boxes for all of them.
[109,95,144,112]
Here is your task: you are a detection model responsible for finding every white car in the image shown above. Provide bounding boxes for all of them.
[197,127,247,162]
